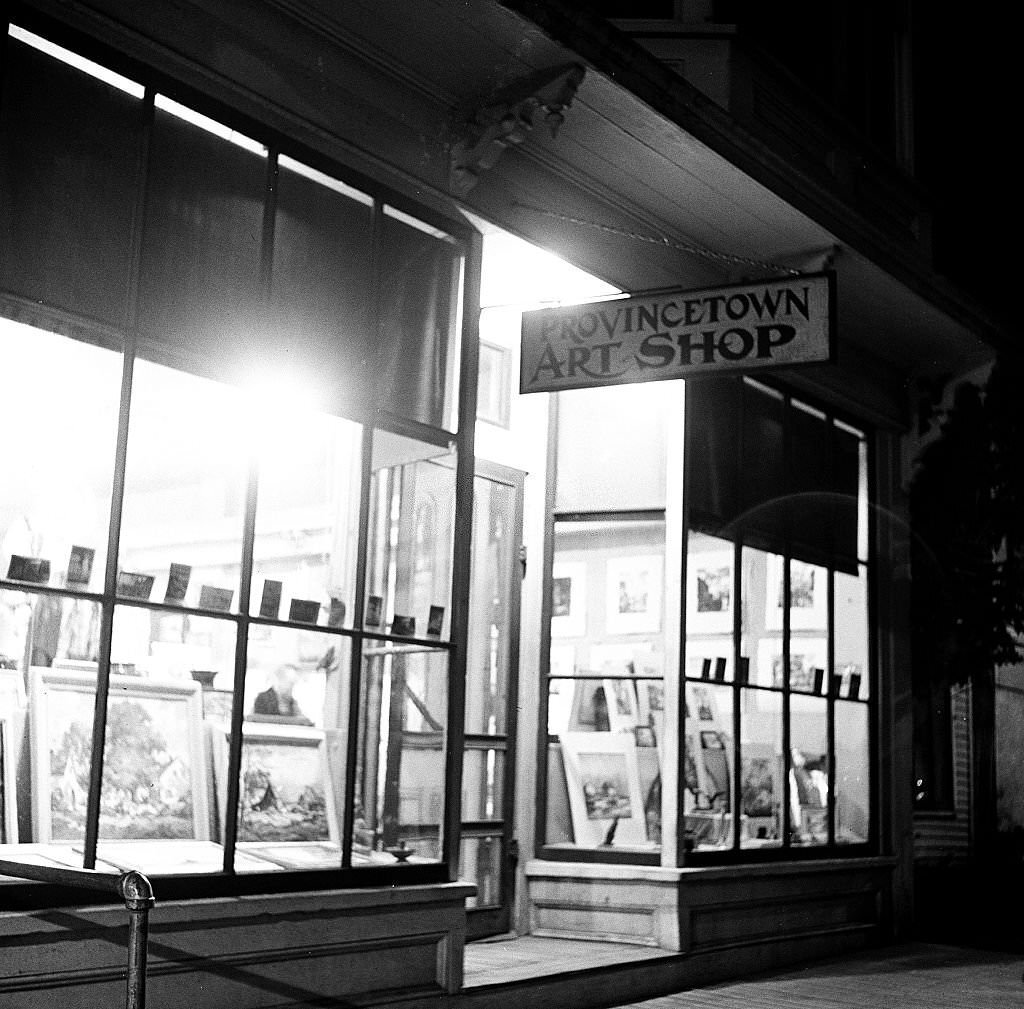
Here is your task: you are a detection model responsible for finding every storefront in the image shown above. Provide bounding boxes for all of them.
[0,2,1004,1005]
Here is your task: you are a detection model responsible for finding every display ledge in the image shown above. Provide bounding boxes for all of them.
[526,854,898,882]
[0,871,475,938]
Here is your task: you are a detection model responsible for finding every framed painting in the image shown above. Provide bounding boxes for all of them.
[606,554,663,635]
[213,721,338,845]
[29,667,209,843]
[559,731,649,847]
[765,554,827,631]
[551,561,586,638]
[686,549,733,634]
[1,718,16,844]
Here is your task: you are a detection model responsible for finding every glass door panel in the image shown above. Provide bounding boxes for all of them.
[465,464,522,939]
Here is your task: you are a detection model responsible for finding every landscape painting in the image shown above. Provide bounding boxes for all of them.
[30,668,208,843]
[218,723,337,844]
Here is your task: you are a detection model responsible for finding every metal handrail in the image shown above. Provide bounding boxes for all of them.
[0,858,154,1009]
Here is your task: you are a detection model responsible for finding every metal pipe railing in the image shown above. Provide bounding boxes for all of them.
[0,859,155,1009]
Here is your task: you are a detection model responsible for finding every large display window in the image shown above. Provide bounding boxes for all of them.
[538,376,873,863]
[0,24,475,892]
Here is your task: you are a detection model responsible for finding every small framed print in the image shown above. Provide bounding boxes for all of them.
[766,554,827,631]
[327,598,346,628]
[606,554,663,635]
[7,554,51,585]
[288,599,321,624]
[390,614,416,637]
[164,562,192,604]
[426,605,445,637]
[551,561,586,638]
[365,594,384,627]
[199,585,234,613]
[687,549,733,634]
[116,570,154,600]
[66,546,95,587]
[259,580,283,620]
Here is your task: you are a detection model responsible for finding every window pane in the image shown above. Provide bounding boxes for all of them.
[460,833,502,908]
[687,532,734,682]
[788,559,829,695]
[739,687,783,848]
[462,746,504,821]
[226,626,348,871]
[137,105,266,380]
[545,516,665,852]
[119,360,249,611]
[684,682,733,851]
[376,209,463,430]
[835,565,869,700]
[250,412,362,630]
[365,432,456,639]
[790,694,828,846]
[465,475,517,736]
[740,546,782,689]
[0,37,141,330]
[269,160,374,418]
[81,606,239,872]
[555,383,670,511]
[836,700,870,844]
[353,644,447,865]
[0,321,121,595]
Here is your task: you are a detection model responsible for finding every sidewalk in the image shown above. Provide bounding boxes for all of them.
[605,943,1024,1009]
[461,936,1023,1009]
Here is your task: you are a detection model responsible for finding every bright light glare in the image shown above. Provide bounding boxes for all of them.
[480,231,620,310]
[9,25,145,98]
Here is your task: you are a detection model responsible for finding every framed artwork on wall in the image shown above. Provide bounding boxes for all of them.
[551,561,587,638]
[765,554,827,631]
[605,554,662,635]
[559,731,649,847]
[686,549,733,634]
[29,667,209,843]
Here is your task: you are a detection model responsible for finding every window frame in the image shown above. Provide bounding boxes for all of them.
[0,15,482,905]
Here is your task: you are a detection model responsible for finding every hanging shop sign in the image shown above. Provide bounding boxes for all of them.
[520,272,834,394]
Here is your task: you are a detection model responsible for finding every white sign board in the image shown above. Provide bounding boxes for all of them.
[520,272,834,394]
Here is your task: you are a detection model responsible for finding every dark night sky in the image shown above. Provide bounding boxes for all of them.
[913,15,1019,327]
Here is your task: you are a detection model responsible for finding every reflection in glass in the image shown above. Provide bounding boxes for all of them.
[790,694,828,846]
[835,700,870,843]
[739,687,783,848]
[684,682,733,851]
[353,644,447,864]
[250,413,362,629]
[0,321,120,597]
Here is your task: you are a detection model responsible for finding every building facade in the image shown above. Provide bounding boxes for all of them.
[0,1,1012,1005]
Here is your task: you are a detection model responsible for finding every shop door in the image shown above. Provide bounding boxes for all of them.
[462,461,524,939]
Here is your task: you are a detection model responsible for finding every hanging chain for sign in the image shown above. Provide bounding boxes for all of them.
[512,201,804,277]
